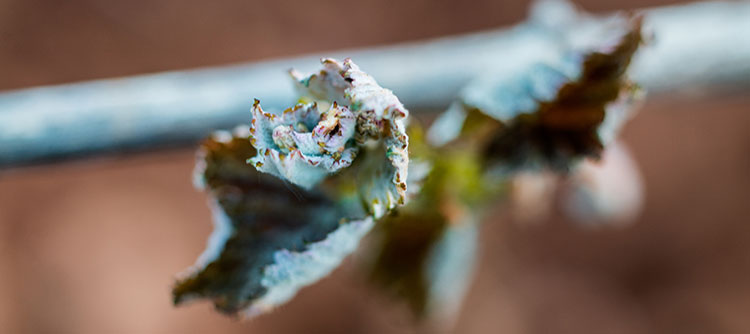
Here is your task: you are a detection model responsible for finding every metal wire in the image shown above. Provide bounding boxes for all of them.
[0,1,748,167]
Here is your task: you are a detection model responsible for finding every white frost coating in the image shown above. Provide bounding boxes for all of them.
[192,125,251,189]
[631,1,750,91]
[249,100,358,189]
[529,0,579,30]
[426,102,468,147]
[174,199,235,290]
[184,127,250,274]
[194,200,235,268]
[405,159,432,199]
[460,58,581,123]
[563,142,644,225]
[292,58,411,214]
[425,219,479,324]
[459,7,639,127]
[244,217,375,317]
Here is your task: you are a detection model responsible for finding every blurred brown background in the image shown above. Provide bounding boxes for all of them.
[1,0,748,333]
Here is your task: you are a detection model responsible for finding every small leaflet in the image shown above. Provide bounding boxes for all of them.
[174,58,416,317]
[367,125,485,322]
[173,9,649,320]
[291,58,410,218]
[369,207,479,323]
[249,101,358,189]
[173,130,373,316]
[432,14,644,173]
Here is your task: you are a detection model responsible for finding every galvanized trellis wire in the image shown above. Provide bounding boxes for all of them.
[0,0,748,167]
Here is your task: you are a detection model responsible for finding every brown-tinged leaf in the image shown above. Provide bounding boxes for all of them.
[431,14,644,173]
[174,128,372,317]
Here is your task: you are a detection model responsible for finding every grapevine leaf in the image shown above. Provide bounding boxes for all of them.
[173,129,373,316]
[249,100,358,189]
[174,58,417,318]
[367,126,483,320]
[430,14,644,173]
[291,58,410,218]
[369,208,478,321]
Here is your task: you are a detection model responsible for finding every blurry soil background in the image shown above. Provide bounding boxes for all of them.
[1,0,749,333]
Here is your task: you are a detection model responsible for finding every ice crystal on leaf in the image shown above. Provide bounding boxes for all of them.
[371,9,646,321]
[367,126,488,322]
[173,58,417,317]
[173,130,373,316]
[291,58,410,218]
[173,6,649,322]
[249,100,358,189]
[430,14,644,173]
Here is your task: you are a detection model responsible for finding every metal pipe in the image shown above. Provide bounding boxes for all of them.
[1,1,748,167]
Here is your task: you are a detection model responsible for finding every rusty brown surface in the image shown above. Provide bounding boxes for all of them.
[1,0,748,333]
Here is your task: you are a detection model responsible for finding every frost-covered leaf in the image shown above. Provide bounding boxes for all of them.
[430,14,644,173]
[174,58,417,318]
[369,209,448,316]
[291,58,410,217]
[367,126,484,321]
[173,130,373,316]
[422,218,478,321]
[249,100,358,189]
[369,208,478,322]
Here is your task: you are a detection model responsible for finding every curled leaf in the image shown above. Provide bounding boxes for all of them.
[249,100,358,189]
[291,58,410,217]
[430,14,644,173]
[423,219,478,322]
[367,125,483,321]
[174,58,417,318]
[174,129,373,316]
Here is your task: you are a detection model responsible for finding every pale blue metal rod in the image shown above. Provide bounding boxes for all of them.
[0,1,748,167]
